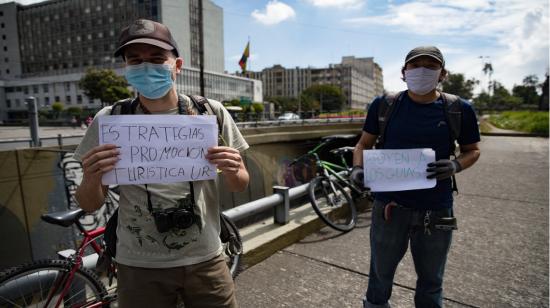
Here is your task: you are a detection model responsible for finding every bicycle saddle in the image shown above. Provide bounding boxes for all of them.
[330,146,355,156]
[41,208,85,227]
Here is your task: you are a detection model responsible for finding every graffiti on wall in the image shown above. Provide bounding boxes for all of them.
[59,152,118,230]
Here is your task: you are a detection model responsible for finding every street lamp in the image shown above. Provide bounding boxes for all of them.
[25,96,41,147]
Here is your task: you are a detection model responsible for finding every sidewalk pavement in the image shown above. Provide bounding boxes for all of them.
[234,135,549,308]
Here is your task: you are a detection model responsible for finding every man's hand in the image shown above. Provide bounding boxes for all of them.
[77,144,119,212]
[206,146,243,174]
[81,144,120,183]
[426,159,462,180]
[206,146,249,192]
[350,165,365,187]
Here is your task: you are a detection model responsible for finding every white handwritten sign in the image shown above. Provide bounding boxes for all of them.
[362,149,436,192]
[98,115,218,185]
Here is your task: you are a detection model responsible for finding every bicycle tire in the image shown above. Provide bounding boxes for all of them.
[0,259,109,308]
[308,176,357,232]
[221,216,242,278]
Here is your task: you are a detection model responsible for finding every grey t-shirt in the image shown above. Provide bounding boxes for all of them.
[74,95,249,268]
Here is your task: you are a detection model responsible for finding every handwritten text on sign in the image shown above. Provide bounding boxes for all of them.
[362,149,436,192]
[98,115,218,185]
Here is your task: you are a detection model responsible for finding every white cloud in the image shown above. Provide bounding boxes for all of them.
[305,0,365,9]
[345,0,549,91]
[251,1,296,25]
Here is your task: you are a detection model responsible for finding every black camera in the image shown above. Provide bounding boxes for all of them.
[152,195,197,233]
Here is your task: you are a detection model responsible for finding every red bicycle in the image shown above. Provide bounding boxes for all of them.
[0,208,117,307]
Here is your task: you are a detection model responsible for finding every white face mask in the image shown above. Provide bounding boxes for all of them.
[404,67,442,95]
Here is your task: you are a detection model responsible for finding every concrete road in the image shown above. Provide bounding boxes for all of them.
[235,136,549,308]
[0,126,85,150]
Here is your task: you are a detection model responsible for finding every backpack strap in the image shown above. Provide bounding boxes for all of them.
[439,92,463,156]
[376,91,405,148]
[439,92,463,194]
[110,98,138,115]
[188,94,224,135]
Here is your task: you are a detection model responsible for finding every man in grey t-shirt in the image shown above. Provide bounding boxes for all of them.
[74,19,249,308]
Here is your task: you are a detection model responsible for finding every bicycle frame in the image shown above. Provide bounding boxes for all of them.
[310,149,364,196]
[48,224,113,308]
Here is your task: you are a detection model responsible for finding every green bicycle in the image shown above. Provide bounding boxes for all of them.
[291,134,369,232]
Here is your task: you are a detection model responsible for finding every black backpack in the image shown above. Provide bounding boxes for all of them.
[100,95,240,262]
[376,91,463,192]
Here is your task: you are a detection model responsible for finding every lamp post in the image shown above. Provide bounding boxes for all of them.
[25,96,40,147]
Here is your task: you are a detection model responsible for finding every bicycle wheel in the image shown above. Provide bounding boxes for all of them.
[221,216,242,278]
[308,176,357,232]
[0,259,108,308]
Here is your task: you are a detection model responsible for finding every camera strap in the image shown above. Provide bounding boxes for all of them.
[138,96,196,212]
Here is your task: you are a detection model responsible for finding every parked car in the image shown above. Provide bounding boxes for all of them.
[278,112,300,121]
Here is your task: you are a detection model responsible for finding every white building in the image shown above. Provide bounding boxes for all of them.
[0,0,261,122]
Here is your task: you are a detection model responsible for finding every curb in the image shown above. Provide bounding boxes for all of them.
[238,198,372,271]
[481,132,547,137]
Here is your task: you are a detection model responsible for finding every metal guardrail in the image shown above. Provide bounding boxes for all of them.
[0,118,363,149]
[235,117,364,128]
[223,184,309,225]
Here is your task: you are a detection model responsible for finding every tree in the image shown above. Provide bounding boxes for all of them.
[511,74,540,106]
[251,102,264,113]
[539,73,549,111]
[492,81,522,109]
[301,84,346,112]
[441,72,478,99]
[66,106,82,116]
[51,102,64,118]
[79,68,131,107]
[266,96,299,111]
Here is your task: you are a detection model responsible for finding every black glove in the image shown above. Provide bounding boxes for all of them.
[426,159,462,180]
[350,165,365,186]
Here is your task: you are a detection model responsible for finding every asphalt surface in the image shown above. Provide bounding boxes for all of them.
[234,136,549,308]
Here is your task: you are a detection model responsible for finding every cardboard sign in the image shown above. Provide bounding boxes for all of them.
[363,149,436,192]
[98,115,218,185]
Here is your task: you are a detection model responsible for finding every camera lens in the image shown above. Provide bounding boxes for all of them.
[173,210,194,229]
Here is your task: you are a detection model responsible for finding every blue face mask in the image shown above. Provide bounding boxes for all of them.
[124,62,174,99]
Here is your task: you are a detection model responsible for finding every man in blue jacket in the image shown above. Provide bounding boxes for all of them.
[351,46,481,308]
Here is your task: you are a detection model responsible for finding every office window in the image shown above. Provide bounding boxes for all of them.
[33,85,39,93]
[55,96,60,102]
[23,87,29,94]
[66,95,71,104]
[43,84,49,93]
[77,95,82,104]
[15,99,20,107]
[6,99,10,108]
[44,97,50,105]
[2,35,5,40]
[65,82,70,91]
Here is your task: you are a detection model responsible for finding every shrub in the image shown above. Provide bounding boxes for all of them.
[489,111,548,136]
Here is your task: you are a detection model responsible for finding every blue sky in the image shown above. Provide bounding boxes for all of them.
[217,0,549,93]
[4,0,549,93]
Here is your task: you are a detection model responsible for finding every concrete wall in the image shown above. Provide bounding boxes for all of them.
[0,123,362,268]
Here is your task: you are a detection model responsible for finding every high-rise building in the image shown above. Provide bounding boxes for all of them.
[242,57,384,111]
[0,0,259,122]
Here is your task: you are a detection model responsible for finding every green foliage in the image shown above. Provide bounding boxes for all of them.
[79,68,131,106]
[512,75,540,106]
[441,72,478,99]
[301,84,345,112]
[266,96,299,111]
[51,102,64,112]
[251,102,264,113]
[489,111,548,135]
[66,106,82,116]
